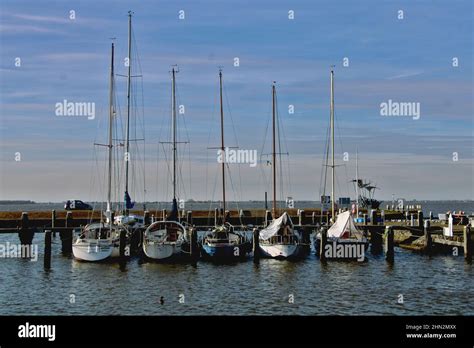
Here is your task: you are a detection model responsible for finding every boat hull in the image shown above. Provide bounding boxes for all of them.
[73,243,113,262]
[259,243,300,259]
[143,242,182,261]
[201,243,246,260]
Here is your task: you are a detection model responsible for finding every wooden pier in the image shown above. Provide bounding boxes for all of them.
[0,209,471,268]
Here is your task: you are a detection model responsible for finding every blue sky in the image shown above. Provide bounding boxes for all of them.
[0,0,472,202]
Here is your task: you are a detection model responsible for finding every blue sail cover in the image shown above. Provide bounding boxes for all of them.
[167,198,178,221]
[124,191,134,209]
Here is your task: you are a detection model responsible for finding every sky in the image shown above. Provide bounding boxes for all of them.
[0,0,473,203]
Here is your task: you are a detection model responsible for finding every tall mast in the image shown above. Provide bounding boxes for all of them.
[355,148,359,217]
[272,83,277,218]
[172,67,177,200]
[124,11,132,214]
[219,69,226,223]
[106,42,115,218]
[330,67,335,221]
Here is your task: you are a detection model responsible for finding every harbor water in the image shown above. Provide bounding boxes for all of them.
[0,219,472,316]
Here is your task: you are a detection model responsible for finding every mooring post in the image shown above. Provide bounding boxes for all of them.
[363,214,368,226]
[151,214,155,224]
[384,226,394,263]
[162,209,166,221]
[265,210,271,227]
[190,228,198,260]
[319,228,327,261]
[253,228,260,261]
[186,211,192,225]
[424,219,431,255]
[370,227,383,255]
[225,210,230,223]
[429,211,433,222]
[44,229,52,269]
[51,209,56,237]
[381,210,385,225]
[417,211,423,229]
[66,211,73,228]
[214,208,219,226]
[144,211,150,225]
[371,209,377,226]
[298,209,304,226]
[119,229,127,260]
[19,211,33,243]
[60,211,73,255]
[312,211,316,225]
[464,225,472,262]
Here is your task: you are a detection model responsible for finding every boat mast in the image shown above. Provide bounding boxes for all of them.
[172,67,177,201]
[219,69,226,223]
[272,83,277,218]
[124,11,132,215]
[356,148,359,217]
[330,67,335,221]
[106,43,115,219]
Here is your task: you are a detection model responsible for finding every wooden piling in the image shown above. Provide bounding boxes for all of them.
[44,230,52,269]
[253,228,260,260]
[370,228,383,255]
[464,225,472,262]
[312,212,316,225]
[371,209,377,226]
[384,226,394,263]
[119,229,127,260]
[190,228,198,260]
[424,220,431,255]
[51,209,56,237]
[417,211,423,229]
[60,211,73,255]
[162,209,167,221]
[265,210,271,227]
[18,212,34,246]
[66,211,73,228]
[363,214,368,226]
[144,211,150,225]
[186,211,193,225]
[298,209,305,226]
[319,228,327,261]
[214,208,219,226]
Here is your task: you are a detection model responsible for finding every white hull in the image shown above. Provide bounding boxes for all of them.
[143,242,182,260]
[73,242,113,262]
[259,243,298,259]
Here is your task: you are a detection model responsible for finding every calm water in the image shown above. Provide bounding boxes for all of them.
[0,231,472,316]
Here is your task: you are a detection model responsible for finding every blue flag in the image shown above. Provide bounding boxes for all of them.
[124,191,134,209]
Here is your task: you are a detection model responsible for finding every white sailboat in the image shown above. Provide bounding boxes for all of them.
[73,42,127,262]
[201,70,250,261]
[143,67,190,261]
[315,68,368,258]
[258,83,303,259]
[115,11,145,230]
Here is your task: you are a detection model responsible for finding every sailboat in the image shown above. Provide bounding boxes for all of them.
[73,43,128,262]
[201,70,250,261]
[315,68,368,259]
[258,83,303,259]
[142,67,191,261]
[114,11,145,231]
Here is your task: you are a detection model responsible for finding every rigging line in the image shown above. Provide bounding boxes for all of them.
[223,83,243,202]
[259,99,272,200]
[175,81,193,201]
[275,91,285,206]
[226,162,239,212]
[334,108,351,199]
